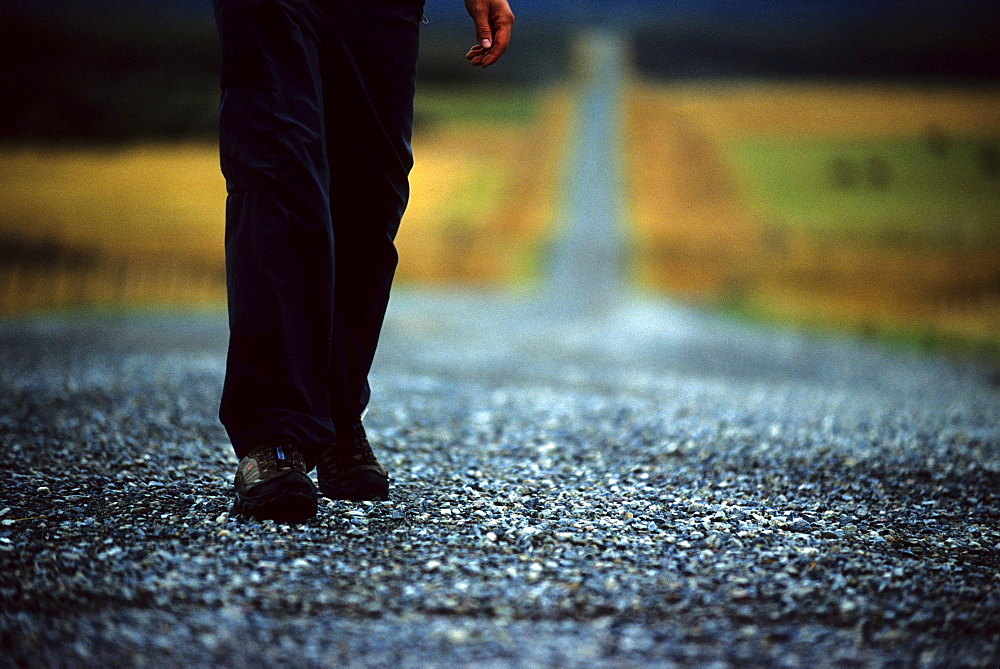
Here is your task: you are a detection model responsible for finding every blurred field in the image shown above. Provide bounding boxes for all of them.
[0,144,226,312]
[625,82,1000,350]
[395,86,570,284]
[2,80,999,353]
[0,86,569,313]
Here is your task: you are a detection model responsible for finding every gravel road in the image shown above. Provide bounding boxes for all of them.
[1,290,998,667]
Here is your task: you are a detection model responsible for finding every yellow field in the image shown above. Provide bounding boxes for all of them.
[0,87,571,313]
[0,144,226,258]
[0,144,227,312]
[396,87,570,284]
[633,82,1000,138]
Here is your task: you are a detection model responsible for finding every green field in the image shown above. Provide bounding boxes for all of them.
[726,135,1000,245]
[626,83,1000,354]
[414,86,542,127]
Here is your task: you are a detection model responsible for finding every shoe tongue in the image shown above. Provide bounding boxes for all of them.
[275,445,288,461]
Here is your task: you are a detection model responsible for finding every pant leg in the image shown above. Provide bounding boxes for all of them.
[214,0,337,458]
[322,1,423,430]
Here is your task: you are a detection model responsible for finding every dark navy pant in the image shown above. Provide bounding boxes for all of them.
[213,0,422,459]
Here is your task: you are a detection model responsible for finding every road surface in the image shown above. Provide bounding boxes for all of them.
[1,291,998,667]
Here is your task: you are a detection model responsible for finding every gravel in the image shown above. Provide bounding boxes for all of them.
[1,290,998,667]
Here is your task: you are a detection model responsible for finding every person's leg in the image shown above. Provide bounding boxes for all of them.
[311,0,422,500]
[322,0,423,433]
[214,0,337,462]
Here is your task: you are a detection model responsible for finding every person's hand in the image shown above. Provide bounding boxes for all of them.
[464,0,514,67]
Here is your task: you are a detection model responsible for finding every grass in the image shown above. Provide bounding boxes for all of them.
[726,135,1000,245]
[396,85,570,285]
[2,80,998,357]
[0,143,227,313]
[414,85,542,127]
[0,143,225,263]
[720,296,1000,364]
[624,80,1000,352]
[0,86,568,312]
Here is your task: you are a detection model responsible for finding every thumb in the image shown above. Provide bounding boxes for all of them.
[475,21,493,49]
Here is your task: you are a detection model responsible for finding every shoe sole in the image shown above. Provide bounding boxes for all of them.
[233,471,317,522]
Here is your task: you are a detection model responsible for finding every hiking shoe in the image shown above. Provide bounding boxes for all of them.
[233,444,317,522]
[317,421,389,501]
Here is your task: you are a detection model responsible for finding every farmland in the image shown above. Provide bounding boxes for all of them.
[0,86,567,312]
[0,143,226,312]
[395,86,569,285]
[625,82,1000,350]
[1,81,998,352]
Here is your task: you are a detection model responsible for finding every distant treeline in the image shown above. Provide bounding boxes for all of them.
[1,7,998,143]
[0,13,220,143]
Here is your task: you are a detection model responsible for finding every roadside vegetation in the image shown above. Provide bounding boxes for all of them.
[1,46,997,355]
[626,82,1000,355]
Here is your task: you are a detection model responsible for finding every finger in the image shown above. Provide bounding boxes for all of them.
[483,22,511,66]
[472,15,492,50]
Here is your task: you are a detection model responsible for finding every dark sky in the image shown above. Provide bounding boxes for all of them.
[10,0,1000,25]
[4,0,999,81]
